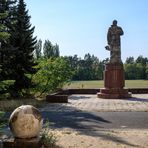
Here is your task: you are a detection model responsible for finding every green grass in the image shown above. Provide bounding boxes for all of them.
[64,80,103,89]
[64,80,148,89]
[125,80,148,88]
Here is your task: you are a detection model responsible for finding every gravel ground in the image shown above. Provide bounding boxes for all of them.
[51,129,148,148]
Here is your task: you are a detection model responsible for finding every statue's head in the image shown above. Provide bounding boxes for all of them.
[112,20,117,26]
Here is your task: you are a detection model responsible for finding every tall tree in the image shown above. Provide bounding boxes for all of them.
[136,55,148,79]
[43,40,60,58]
[0,5,9,64]
[10,0,37,96]
[53,43,60,57]
[146,64,148,79]
[0,0,16,43]
[43,40,53,58]
[0,0,17,94]
[0,0,16,80]
[125,56,135,64]
[136,55,148,65]
[0,13,10,41]
[65,54,104,80]
[35,39,42,59]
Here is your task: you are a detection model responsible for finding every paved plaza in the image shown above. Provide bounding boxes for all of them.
[41,94,148,112]
[1,94,148,148]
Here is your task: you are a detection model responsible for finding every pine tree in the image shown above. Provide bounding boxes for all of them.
[10,0,37,96]
[0,13,10,41]
[0,0,16,40]
[0,0,16,79]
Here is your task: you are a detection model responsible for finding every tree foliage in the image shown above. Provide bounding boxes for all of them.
[9,0,37,96]
[0,0,16,94]
[34,39,42,59]
[65,54,103,80]
[33,57,73,96]
[43,40,60,58]
[124,56,148,80]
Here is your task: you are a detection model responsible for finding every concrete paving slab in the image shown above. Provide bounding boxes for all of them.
[41,94,148,112]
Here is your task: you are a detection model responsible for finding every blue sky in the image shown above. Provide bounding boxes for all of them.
[25,0,148,61]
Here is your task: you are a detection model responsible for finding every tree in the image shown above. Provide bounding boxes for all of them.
[35,39,42,59]
[135,63,145,79]
[10,0,37,96]
[0,0,16,43]
[124,63,137,80]
[33,57,73,96]
[43,40,59,58]
[0,0,16,94]
[91,55,103,80]
[43,40,53,58]
[0,0,16,69]
[136,55,148,65]
[136,55,148,79]
[146,64,148,79]
[125,56,135,64]
[0,13,10,41]
[65,54,103,80]
[53,43,60,57]
[0,3,9,65]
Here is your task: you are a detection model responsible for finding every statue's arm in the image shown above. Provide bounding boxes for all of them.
[118,27,124,35]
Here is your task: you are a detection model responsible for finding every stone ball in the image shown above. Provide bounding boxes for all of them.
[9,105,43,139]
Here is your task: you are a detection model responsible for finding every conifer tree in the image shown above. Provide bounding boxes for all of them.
[10,0,37,96]
[0,0,16,79]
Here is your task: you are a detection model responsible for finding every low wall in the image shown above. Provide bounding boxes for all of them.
[46,88,148,103]
[46,94,68,103]
[62,89,99,94]
[61,88,148,94]
[128,88,148,94]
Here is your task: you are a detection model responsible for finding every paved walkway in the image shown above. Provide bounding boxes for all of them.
[41,94,148,112]
[1,94,148,148]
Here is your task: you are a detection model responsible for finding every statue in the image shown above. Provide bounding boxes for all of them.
[105,20,124,64]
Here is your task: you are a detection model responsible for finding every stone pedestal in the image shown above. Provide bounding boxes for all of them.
[3,137,42,148]
[97,63,131,99]
[3,105,43,148]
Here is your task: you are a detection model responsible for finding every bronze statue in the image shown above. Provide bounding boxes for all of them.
[105,20,124,64]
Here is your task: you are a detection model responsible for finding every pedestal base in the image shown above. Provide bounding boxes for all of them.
[97,88,132,99]
[3,137,42,148]
[98,63,132,99]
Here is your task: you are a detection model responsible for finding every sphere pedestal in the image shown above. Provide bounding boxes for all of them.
[97,63,132,99]
[3,105,43,148]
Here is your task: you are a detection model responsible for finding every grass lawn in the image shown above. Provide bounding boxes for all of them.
[64,80,148,89]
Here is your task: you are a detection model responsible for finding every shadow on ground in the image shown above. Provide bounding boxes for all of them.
[41,103,138,147]
[68,95,92,100]
[124,97,148,102]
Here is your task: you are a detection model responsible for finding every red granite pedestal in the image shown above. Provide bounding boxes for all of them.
[97,63,132,99]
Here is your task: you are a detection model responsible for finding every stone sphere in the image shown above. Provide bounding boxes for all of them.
[9,105,43,138]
